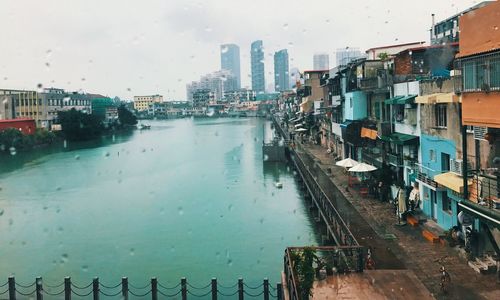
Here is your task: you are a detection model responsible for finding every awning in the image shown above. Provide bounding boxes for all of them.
[415,93,460,104]
[340,120,353,129]
[379,132,418,145]
[384,95,417,105]
[361,127,377,140]
[434,172,472,194]
[458,201,500,227]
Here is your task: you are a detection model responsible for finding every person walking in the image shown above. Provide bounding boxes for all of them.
[409,182,420,211]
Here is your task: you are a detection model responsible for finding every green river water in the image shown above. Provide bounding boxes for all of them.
[0,118,318,295]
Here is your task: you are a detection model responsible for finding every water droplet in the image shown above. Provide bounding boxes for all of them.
[494,26,499,31]
[204,27,212,32]
[228,204,233,211]
[9,147,16,156]
[263,154,269,161]
[283,23,289,30]
[259,218,265,224]
[82,265,89,272]
[221,46,228,53]
[74,155,80,160]
[170,246,175,252]
[104,151,110,157]
[61,253,69,263]
[178,207,184,215]
[0,209,4,216]
[227,258,233,266]
[56,187,62,191]
[129,248,135,256]
[58,226,64,232]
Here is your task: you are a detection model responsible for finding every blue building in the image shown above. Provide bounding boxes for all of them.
[251,40,265,93]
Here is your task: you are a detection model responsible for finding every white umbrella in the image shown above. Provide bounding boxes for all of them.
[348,162,377,172]
[295,128,307,132]
[335,158,359,168]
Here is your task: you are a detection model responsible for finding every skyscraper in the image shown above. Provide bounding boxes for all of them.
[274,49,289,92]
[313,53,329,70]
[335,48,364,66]
[251,40,265,93]
[220,44,241,90]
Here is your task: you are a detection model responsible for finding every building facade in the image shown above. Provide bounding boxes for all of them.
[220,44,241,90]
[313,53,329,70]
[336,48,364,66]
[274,49,289,92]
[251,40,265,93]
[186,70,237,102]
[133,95,164,112]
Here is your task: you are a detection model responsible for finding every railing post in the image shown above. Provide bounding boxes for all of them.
[36,277,43,300]
[92,277,99,300]
[181,277,187,300]
[211,278,217,300]
[277,283,283,300]
[121,277,128,300]
[151,277,158,300]
[238,278,243,300]
[8,276,15,300]
[358,248,364,272]
[263,278,269,300]
[64,277,71,300]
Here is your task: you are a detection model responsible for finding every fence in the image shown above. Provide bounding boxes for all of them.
[0,276,283,300]
[283,246,365,300]
[271,113,360,247]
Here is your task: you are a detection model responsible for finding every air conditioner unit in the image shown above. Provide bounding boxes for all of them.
[473,126,488,140]
[450,159,464,176]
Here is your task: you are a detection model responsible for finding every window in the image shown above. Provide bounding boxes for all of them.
[430,149,436,162]
[463,55,500,91]
[442,193,451,213]
[441,153,450,172]
[435,104,447,128]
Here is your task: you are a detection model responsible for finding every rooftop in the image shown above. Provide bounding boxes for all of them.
[365,41,426,53]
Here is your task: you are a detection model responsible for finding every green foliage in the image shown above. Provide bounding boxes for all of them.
[0,128,56,152]
[118,104,138,126]
[58,108,104,141]
[377,52,389,60]
[292,247,318,299]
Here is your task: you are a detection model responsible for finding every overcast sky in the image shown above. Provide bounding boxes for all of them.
[0,0,481,100]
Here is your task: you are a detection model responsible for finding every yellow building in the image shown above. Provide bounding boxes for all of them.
[0,89,43,126]
[133,95,163,112]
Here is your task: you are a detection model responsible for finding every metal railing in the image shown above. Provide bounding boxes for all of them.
[272,113,359,247]
[0,276,283,300]
[387,153,403,167]
[283,246,364,300]
[290,144,359,247]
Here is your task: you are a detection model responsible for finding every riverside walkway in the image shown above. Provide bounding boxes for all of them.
[273,114,500,299]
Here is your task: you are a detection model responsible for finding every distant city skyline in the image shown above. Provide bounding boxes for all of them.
[0,0,480,100]
[220,44,241,89]
[313,53,329,70]
[274,49,289,92]
[251,40,265,93]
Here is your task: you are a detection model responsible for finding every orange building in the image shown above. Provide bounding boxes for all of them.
[455,1,500,259]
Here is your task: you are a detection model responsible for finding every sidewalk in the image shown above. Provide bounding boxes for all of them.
[297,143,500,300]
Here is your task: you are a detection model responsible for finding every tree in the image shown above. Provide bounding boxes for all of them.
[118,104,137,126]
[58,108,104,141]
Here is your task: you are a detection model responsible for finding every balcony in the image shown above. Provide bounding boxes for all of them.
[361,149,382,168]
[387,153,403,167]
[415,165,439,189]
[359,76,389,91]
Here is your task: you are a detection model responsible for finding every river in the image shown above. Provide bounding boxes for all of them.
[0,118,317,294]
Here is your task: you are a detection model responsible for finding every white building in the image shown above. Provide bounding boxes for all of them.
[313,53,329,70]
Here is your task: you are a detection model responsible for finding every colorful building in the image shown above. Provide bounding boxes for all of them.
[0,118,36,135]
[455,0,500,258]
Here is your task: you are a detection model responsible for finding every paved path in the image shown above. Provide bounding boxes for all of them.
[298,143,500,300]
